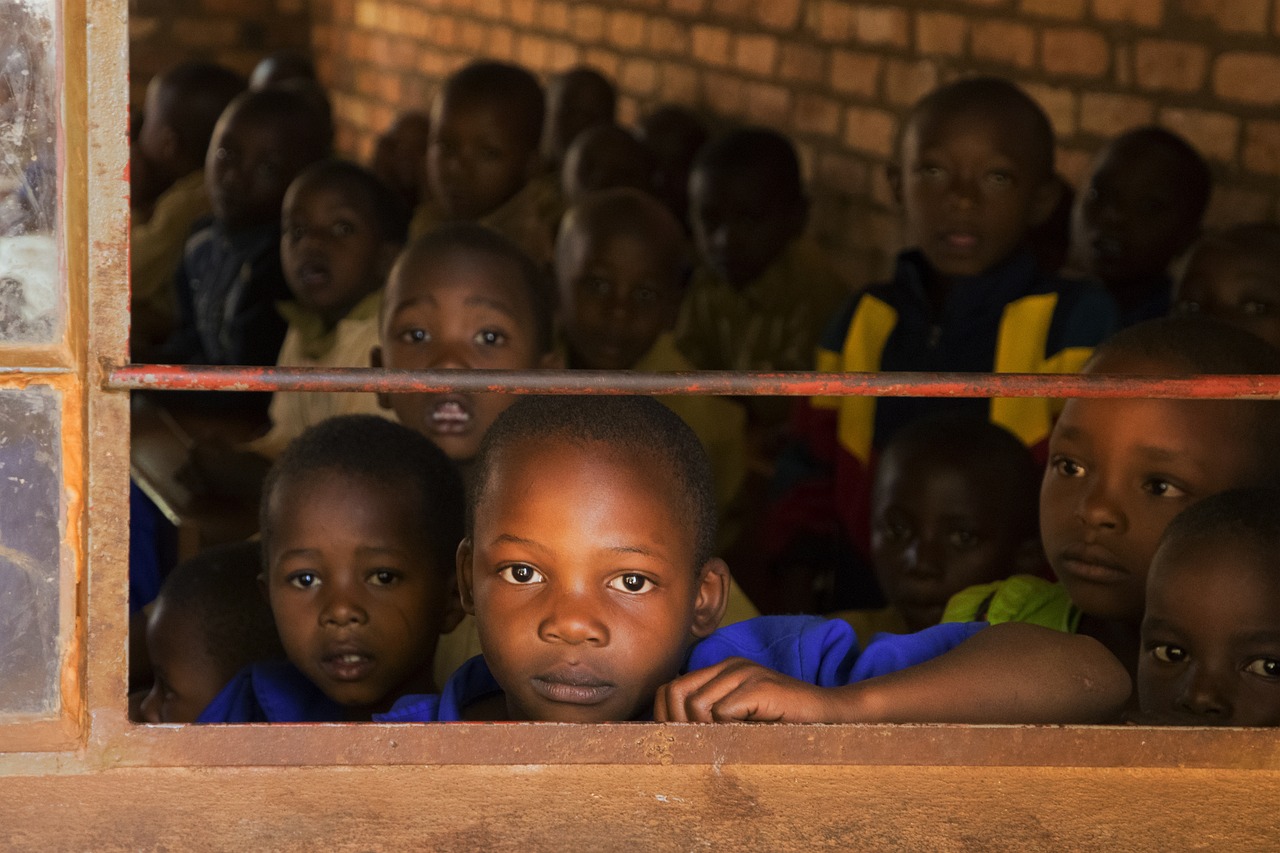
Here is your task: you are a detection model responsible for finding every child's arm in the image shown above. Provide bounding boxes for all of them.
[654,622,1130,724]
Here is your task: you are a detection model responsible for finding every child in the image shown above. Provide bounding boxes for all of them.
[372,110,431,210]
[542,66,616,173]
[839,414,1041,638]
[412,61,560,265]
[634,105,708,232]
[176,159,408,495]
[944,317,1280,679]
[378,395,1129,724]
[559,124,657,208]
[764,77,1116,613]
[197,415,466,722]
[248,50,317,91]
[131,61,246,350]
[1070,126,1210,328]
[149,87,332,413]
[675,127,848,384]
[136,541,282,723]
[554,187,747,540]
[1139,487,1280,727]
[372,222,561,482]
[1173,223,1280,351]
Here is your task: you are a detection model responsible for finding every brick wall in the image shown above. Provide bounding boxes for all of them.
[129,0,312,111]
[157,0,1280,289]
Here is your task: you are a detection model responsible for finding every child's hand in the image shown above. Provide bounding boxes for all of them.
[654,657,849,723]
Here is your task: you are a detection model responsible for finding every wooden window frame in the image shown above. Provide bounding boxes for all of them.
[2,1,1279,845]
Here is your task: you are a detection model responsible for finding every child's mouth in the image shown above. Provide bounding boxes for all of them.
[532,667,615,705]
[943,231,978,251]
[296,259,331,289]
[321,650,375,682]
[429,396,473,434]
[1058,544,1128,585]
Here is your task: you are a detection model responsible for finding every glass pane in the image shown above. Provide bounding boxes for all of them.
[0,0,60,344]
[0,387,61,714]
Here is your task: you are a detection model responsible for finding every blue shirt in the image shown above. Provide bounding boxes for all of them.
[197,660,343,723]
[377,616,988,723]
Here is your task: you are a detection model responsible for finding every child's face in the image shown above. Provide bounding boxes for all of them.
[459,439,725,722]
[1072,142,1201,286]
[138,598,233,723]
[893,110,1055,280]
[374,248,554,464]
[265,470,452,714]
[427,99,536,221]
[206,109,308,233]
[545,78,613,166]
[281,181,394,325]
[1175,243,1280,351]
[1140,540,1280,726]
[556,228,680,369]
[689,166,803,289]
[1040,352,1261,623]
[373,113,430,199]
[871,453,1032,632]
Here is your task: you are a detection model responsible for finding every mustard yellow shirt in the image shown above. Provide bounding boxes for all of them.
[408,173,562,266]
[130,170,210,348]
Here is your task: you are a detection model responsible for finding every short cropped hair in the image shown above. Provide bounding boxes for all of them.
[551,67,616,118]
[693,127,805,206]
[260,415,466,577]
[156,541,282,673]
[901,76,1056,180]
[1108,127,1211,224]
[438,61,544,153]
[396,222,555,354]
[471,396,718,567]
[557,187,689,285]
[222,87,334,163]
[289,159,410,244]
[1156,487,1280,563]
[153,61,247,163]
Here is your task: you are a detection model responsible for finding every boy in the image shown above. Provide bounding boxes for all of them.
[136,542,282,723]
[1070,126,1210,327]
[412,61,560,265]
[634,105,708,232]
[247,50,317,91]
[131,61,246,349]
[542,66,616,173]
[944,317,1280,679]
[1139,488,1280,727]
[555,187,747,538]
[559,124,657,207]
[765,77,1116,613]
[149,88,332,412]
[177,159,408,496]
[675,127,848,385]
[198,415,466,722]
[372,222,561,483]
[380,396,1129,724]
[1173,223,1280,351]
[840,414,1042,638]
[372,111,431,210]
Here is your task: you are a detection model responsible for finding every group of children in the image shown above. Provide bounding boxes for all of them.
[124,53,1280,730]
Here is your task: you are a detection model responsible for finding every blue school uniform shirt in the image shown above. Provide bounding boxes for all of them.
[376,616,988,723]
[198,660,344,723]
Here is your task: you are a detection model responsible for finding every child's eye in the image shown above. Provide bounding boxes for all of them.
[286,225,307,242]
[330,220,357,238]
[398,328,429,344]
[916,164,947,182]
[499,564,544,585]
[474,329,508,347]
[1150,644,1187,664]
[1051,456,1085,478]
[632,287,659,305]
[878,519,912,542]
[1245,658,1280,678]
[607,573,654,594]
[369,569,398,586]
[985,171,1014,187]
[947,530,979,549]
[1242,301,1271,316]
[1143,478,1187,499]
[1173,300,1202,315]
[582,277,612,298]
[288,571,319,589]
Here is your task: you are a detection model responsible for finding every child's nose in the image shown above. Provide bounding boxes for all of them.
[539,590,608,646]
[1178,665,1232,719]
[901,537,944,578]
[320,585,369,627]
[426,341,470,370]
[1075,478,1124,531]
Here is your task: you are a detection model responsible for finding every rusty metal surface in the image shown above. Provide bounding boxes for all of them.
[105,363,1280,398]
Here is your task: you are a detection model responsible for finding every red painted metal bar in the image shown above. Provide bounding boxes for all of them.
[105,363,1280,399]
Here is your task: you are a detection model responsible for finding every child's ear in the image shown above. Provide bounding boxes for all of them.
[456,538,478,617]
[1013,537,1047,576]
[439,567,466,635]
[690,557,731,639]
[1029,177,1064,228]
[886,161,904,206]
[370,345,392,410]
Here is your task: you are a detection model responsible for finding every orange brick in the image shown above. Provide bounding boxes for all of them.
[1023,83,1077,136]
[971,20,1036,69]
[1204,183,1271,227]
[659,62,700,103]
[1041,27,1110,78]
[915,11,967,57]
[811,1,857,41]
[816,151,870,195]
[703,70,745,116]
[1080,92,1156,136]
[1214,53,1280,106]
[757,0,802,30]
[1182,0,1268,34]
[743,81,792,126]
[778,42,826,85]
[843,105,897,158]
[570,6,606,42]
[647,18,691,56]
[608,10,647,50]
[170,18,239,48]
[473,0,502,19]
[667,0,707,15]
[830,52,881,98]
[1019,0,1087,17]
[1091,0,1165,26]
[538,1,570,33]
[1158,107,1240,163]
[855,6,910,47]
[1134,40,1207,93]
[509,0,535,26]
[733,33,779,77]
[583,47,620,78]
[692,24,731,66]
[1242,120,1280,177]
[488,25,515,58]
[619,58,659,97]
[883,59,938,107]
[794,93,842,136]
[1056,146,1094,187]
